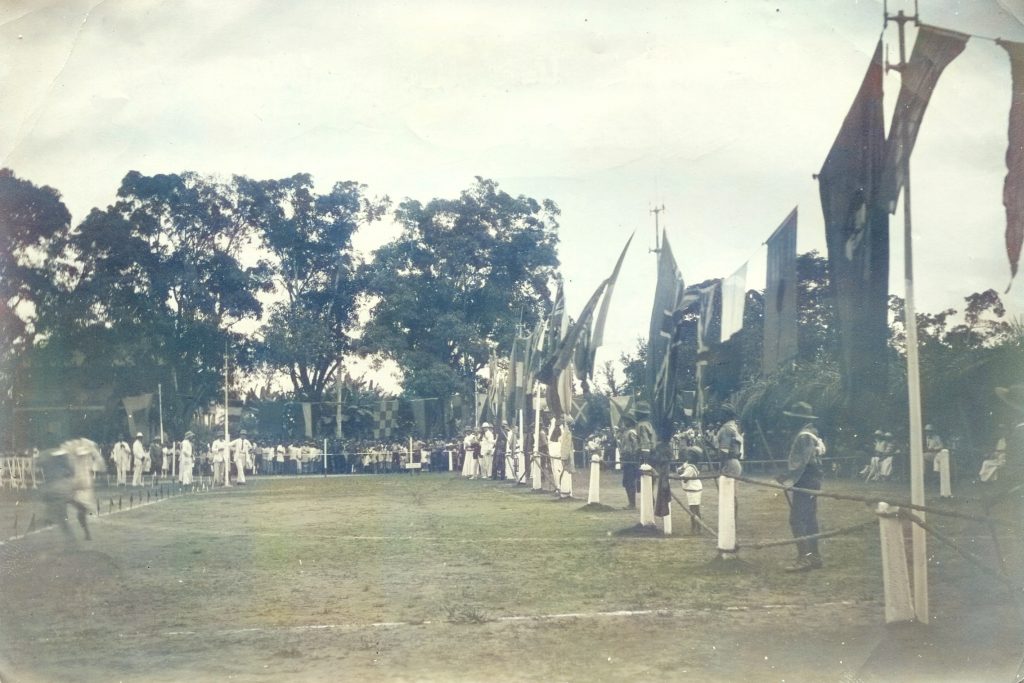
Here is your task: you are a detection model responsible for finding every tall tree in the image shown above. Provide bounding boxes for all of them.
[35,171,273,435]
[246,174,388,401]
[0,169,72,430]
[362,178,559,398]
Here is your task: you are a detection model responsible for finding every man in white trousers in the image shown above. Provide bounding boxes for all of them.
[232,429,251,485]
[131,432,148,487]
[112,437,131,486]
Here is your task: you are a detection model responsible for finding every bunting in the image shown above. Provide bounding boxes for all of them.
[586,233,635,377]
[763,208,798,374]
[122,393,153,439]
[372,400,399,439]
[1000,39,1024,290]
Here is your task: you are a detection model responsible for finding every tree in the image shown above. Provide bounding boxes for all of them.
[34,171,273,436]
[362,178,560,398]
[246,174,388,402]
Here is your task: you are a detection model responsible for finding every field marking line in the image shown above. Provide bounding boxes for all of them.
[151,600,877,639]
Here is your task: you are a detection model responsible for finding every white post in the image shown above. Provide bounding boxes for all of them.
[615,446,621,471]
[717,476,737,557]
[517,410,526,484]
[323,438,328,476]
[532,389,543,490]
[639,464,654,526]
[936,450,951,498]
[663,503,672,536]
[448,449,454,472]
[876,503,915,623]
[587,454,602,504]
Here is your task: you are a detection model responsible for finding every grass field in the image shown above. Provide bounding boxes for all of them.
[0,470,1021,682]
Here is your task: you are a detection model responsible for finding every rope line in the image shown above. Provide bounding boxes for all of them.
[730,474,1021,529]
[739,520,876,551]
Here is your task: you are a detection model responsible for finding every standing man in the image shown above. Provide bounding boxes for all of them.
[149,437,163,485]
[617,417,640,509]
[479,423,496,480]
[715,409,744,478]
[180,431,195,485]
[776,402,826,572]
[233,429,251,485]
[112,437,131,486]
[131,432,148,487]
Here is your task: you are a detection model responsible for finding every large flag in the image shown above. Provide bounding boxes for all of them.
[879,26,969,212]
[719,262,747,343]
[763,208,799,374]
[372,400,399,439]
[122,393,153,439]
[410,398,442,438]
[1000,39,1024,290]
[646,233,686,441]
[819,40,890,403]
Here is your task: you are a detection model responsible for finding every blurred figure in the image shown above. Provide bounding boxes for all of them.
[39,438,105,542]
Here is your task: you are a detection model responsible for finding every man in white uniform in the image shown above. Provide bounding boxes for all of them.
[479,423,496,481]
[131,432,148,487]
[232,429,251,485]
[179,432,195,485]
[112,437,131,486]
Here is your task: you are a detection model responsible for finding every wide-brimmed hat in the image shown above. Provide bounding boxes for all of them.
[481,422,492,429]
[924,424,934,431]
[136,432,144,438]
[782,402,818,420]
[184,430,194,438]
[995,385,1024,413]
[874,430,884,437]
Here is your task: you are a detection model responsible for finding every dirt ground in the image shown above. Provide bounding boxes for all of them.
[0,471,1020,682]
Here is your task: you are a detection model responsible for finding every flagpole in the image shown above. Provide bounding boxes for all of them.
[887,6,927,623]
[224,349,232,488]
[336,357,344,440]
[158,383,165,445]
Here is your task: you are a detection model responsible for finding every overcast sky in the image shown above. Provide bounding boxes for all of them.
[3,0,1023,384]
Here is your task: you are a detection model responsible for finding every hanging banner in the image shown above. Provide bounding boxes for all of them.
[719,262,748,343]
[1000,39,1024,290]
[763,208,798,374]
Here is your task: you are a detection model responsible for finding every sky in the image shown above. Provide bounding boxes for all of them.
[2,0,1023,388]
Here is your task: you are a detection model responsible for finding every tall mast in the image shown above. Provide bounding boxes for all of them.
[886,4,927,624]
[649,204,665,254]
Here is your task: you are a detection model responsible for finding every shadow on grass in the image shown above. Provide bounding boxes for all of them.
[576,502,616,512]
[614,524,664,538]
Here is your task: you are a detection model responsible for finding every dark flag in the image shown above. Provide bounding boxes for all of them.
[819,40,890,403]
[646,232,686,441]
[1000,39,1024,290]
[762,208,798,375]
[587,233,635,376]
[538,279,609,416]
[879,25,969,212]
[410,398,442,438]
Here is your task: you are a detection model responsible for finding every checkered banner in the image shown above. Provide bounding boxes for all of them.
[373,400,399,439]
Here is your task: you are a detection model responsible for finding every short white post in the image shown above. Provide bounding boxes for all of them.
[936,450,952,498]
[663,502,672,535]
[876,503,915,623]
[323,438,328,475]
[615,447,621,471]
[717,476,737,557]
[531,457,542,490]
[639,464,655,526]
[587,455,602,504]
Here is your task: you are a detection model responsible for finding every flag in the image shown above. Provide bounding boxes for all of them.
[373,400,399,439]
[696,282,718,354]
[608,395,634,430]
[410,398,442,437]
[819,40,890,403]
[879,26,969,212]
[587,233,635,376]
[300,402,313,438]
[121,393,152,439]
[719,262,747,343]
[763,208,799,374]
[646,233,686,441]
[538,278,609,415]
[1000,39,1024,290]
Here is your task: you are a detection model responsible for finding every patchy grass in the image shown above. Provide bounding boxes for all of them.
[0,471,1020,682]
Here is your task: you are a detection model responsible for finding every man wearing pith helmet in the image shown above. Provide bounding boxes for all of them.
[776,401,827,572]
